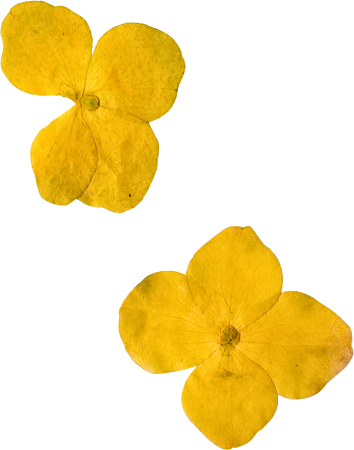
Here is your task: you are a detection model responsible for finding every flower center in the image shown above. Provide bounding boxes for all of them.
[80,95,99,110]
[220,325,240,346]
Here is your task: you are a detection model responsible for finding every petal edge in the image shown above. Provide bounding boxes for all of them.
[186,227,283,330]
[84,23,185,122]
[240,291,353,399]
[119,271,220,373]
[182,346,278,449]
[31,105,97,205]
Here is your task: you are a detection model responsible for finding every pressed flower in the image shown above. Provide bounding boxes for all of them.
[1,1,185,212]
[119,226,352,449]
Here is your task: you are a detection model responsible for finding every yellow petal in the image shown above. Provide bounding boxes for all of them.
[239,291,353,399]
[79,107,159,213]
[182,346,278,449]
[31,105,97,205]
[119,272,220,373]
[84,23,185,122]
[186,227,283,330]
[1,1,92,100]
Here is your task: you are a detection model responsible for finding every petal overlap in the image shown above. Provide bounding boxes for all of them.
[239,291,353,399]
[1,2,184,211]
[31,105,97,205]
[79,107,159,213]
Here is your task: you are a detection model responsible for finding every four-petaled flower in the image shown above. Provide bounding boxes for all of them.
[1,1,185,212]
[119,226,352,449]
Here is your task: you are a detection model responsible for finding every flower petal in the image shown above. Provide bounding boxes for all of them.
[79,107,159,213]
[186,227,283,330]
[1,1,92,100]
[31,105,97,205]
[84,23,185,122]
[182,346,278,449]
[239,291,353,399]
[119,272,220,374]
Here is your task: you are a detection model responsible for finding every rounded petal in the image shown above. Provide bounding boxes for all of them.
[84,23,185,122]
[239,291,353,399]
[186,227,283,330]
[1,1,92,100]
[79,107,159,213]
[31,105,97,205]
[182,346,278,449]
[119,272,220,374]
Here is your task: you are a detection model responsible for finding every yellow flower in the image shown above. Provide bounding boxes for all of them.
[119,226,352,449]
[1,1,185,212]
